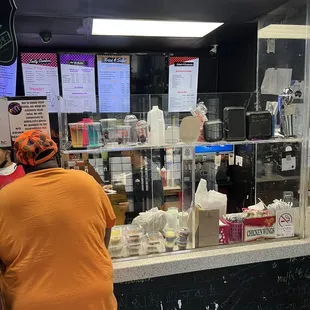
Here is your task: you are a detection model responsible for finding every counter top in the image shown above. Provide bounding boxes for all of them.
[113,238,310,283]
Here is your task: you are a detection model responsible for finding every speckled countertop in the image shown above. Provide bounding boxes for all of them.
[113,239,310,283]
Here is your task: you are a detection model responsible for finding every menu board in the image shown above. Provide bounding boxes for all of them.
[168,57,199,112]
[7,96,50,141]
[21,53,60,113]
[97,55,130,113]
[60,54,96,113]
[0,98,11,147]
[0,60,17,97]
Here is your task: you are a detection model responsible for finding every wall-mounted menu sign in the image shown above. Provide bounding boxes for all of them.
[21,53,60,113]
[7,96,50,141]
[168,56,199,112]
[97,55,130,113]
[0,0,17,66]
[60,54,96,113]
[0,98,11,147]
[0,60,17,97]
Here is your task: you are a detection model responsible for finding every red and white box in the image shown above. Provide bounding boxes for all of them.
[243,216,276,242]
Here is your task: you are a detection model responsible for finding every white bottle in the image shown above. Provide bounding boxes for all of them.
[147,106,165,146]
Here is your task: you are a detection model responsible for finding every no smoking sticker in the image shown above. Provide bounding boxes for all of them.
[276,210,294,238]
[279,213,293,227]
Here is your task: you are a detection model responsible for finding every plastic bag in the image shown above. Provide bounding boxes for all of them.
[132,208,167,234]
[195,179,227,217]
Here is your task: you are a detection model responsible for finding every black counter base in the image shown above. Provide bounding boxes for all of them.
[115,256,310,310]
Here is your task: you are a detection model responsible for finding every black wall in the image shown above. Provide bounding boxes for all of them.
[15,26,257,97]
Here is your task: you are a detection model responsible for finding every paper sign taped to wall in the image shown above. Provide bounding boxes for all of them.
[261,68,292,95]
[0,98,11,147]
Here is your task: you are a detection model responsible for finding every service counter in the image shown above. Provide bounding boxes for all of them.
[113,238,310,283]
[113,239,310,309]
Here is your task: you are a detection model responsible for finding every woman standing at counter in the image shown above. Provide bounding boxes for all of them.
[0,147,25,190]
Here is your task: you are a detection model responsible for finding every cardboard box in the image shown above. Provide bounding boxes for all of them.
[194,206,219,248]
[243,216,276,242]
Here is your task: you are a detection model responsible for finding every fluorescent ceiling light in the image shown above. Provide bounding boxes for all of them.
[258,24,310,39]
[92,19,223,37]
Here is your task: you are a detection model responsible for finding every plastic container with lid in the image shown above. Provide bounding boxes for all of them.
[136,120,148,143]
[164,228,177,243]
[146,232,163,245]
[124,115,138,143]
[110,226,123,245]
[178,227,190,242]
[127,243,141,256]
[165,238,176,252]
[68,123,84,148]
[116,125,131,144]
[108,243,123,258]
[86,122,102,147]
[146,243,163,254]
[125,225,143,244]
[177,238,188,251]
[100,118,117,143]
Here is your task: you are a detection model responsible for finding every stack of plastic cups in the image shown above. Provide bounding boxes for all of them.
[68,123,84,148]
[177,227,189,250]
[87,122,101,147]
[164,228,176,252]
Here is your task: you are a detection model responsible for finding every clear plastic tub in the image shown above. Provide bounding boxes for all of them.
[177,238,188,251]
[111,227,122,245]
[165,239,176,252]
[108,243,123,258]
[146,243,161,254]
[127,243,141,256]
[146,232,163,245]
[126,225,143,244]
[164,228,177,243]
[178,227,190,242]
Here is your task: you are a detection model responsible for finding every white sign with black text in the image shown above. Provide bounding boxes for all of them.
[0,98,11,147]
[7,96,50,141]
[276,210,294,238]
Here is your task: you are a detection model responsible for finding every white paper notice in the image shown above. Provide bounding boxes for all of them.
[8,97,50,141]
[168,57,199,112]
[60,54,96,113]
[0,98,11,146]
[261,68,292,95]
[97,55,130,113]
[21,53,60,113]
[0,60,17,97]
[276,210,294,238]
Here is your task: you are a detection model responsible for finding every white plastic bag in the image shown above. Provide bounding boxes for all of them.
[132,207,167,234]
[205,190,227,217]
[195,179,227,217]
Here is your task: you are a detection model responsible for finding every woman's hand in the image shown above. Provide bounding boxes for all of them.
[103,185,113,191]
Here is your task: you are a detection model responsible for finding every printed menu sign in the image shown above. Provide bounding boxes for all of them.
[60,54,96,113]
[0,0,17,66]
[0,60,17,97]
[7,96,50,141]
[97,55,130,113]
[21,53,60,112]
[168,57,199,112]
[0,98,11,146]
